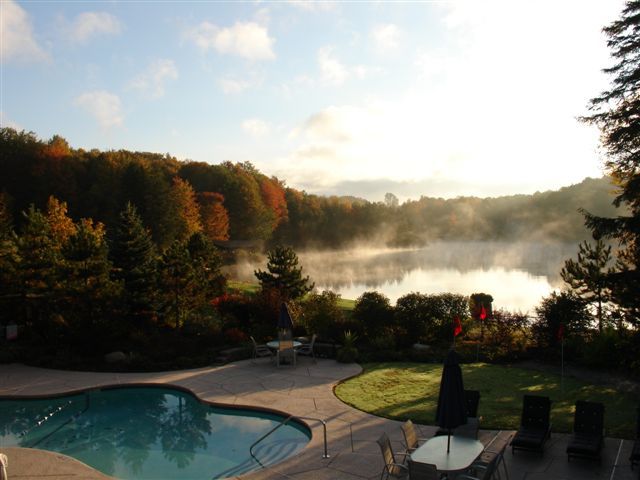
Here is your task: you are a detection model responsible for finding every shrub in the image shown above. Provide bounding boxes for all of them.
[301,290,344,337]
[353,291,394,340]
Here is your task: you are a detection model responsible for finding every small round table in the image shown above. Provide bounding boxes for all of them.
[266,340,302,350]
[410,435,484,474]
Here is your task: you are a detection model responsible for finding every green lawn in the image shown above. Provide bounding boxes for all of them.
[335,362,637,439]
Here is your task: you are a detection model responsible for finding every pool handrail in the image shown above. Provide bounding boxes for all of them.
[249,414,329,467]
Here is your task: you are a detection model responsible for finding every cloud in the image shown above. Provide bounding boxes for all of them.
[67,11,122,43]
[0,111,23,130]
[371,24,401,52]
[287,1,336,12]
[242,118,270,137]
[218,76,253,94]
[74,90,123,129]
[130,59,178,99]
[186,21,275,60]
[1,0,49,63]
[318,46,348,85]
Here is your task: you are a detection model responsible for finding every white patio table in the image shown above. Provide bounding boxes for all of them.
[410,435,484,476]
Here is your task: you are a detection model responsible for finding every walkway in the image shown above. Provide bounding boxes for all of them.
[0,359,637,479]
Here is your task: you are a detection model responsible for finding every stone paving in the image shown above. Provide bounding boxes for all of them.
[0,359,638,480]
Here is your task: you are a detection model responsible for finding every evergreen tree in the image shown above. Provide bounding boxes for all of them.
[561,238,614,332]
[581,0,640,323]
[62,218,121,346]
[254,245,314,300]
[0,193,19,323]
[158,241,198,329]
[186,232,226,297]
[110,202,158,322]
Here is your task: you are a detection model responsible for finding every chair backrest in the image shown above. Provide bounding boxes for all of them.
[401,419,418,450]
[464,390,481,418]
[573,400,604,436]
[377,432,396,468]
[521,395,551,430]
[408,459,439,480]
[279,328,292,341]
[310,333,317,347]
[250,336,259,348]
[279,338,294,352]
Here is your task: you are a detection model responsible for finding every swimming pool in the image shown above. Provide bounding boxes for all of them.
[0,386,311,479]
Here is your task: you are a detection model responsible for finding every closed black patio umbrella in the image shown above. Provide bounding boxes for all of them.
[435,349,467,453]
[277,302,294,329]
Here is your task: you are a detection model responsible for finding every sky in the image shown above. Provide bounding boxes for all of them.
[0,0,626,202]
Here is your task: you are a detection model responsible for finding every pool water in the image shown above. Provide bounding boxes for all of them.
[0,387,310,479]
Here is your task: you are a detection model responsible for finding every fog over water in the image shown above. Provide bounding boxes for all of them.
[227,242,580,314]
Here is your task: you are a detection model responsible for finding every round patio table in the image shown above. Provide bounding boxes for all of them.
[410,435,484,475]
[266,340,302,350]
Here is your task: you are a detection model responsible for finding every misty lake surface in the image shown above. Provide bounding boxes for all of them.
[227,242,579,314]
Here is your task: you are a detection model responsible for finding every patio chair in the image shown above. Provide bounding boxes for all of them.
[376,432,409,480]
[296,334,317,363]
[407,459,438,480]
[400,419,430,454]
[250,336,273,363]
[630,406,639,470]
[566,400,605,462]
[510,395,552,455]
[276,330,296,367]
[472,431,513,480]
[457,451,499,480]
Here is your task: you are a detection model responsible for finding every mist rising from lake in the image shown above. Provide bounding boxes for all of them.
[226,242,579,313]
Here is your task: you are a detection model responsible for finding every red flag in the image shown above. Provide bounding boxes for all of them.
[557,323,565,341]
[479,305,487,320]
[453,317,462,337]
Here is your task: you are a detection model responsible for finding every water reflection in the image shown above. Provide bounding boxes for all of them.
[227,242,578,313]
[0,387,309,480]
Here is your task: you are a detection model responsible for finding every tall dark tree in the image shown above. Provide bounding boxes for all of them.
[158,241,198,329]
[254,245,314,301]
[581,0,640,323]
[110,202,158,322]
[561,238,614,332]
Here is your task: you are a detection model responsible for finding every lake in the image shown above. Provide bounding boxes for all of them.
[226,242,579,314]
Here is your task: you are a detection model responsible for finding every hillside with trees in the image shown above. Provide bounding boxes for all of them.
[0,127,620,253]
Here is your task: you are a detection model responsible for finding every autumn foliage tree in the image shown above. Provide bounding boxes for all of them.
[197,192,229,241]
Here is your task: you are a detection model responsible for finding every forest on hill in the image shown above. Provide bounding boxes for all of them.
[0,127,619,251]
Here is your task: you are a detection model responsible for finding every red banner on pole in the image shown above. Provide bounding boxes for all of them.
[557,323,565,341]
[453,317,462,337]
[479,305,487,321]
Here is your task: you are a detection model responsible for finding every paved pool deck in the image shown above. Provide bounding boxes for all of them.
[0,359,638,480]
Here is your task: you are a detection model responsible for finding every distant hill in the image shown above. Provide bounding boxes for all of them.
[0,128,620,250]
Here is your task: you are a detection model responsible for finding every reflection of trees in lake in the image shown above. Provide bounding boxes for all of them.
[296,242,578,290]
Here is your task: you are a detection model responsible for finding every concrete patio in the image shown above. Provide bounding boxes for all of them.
[0,359,637,480]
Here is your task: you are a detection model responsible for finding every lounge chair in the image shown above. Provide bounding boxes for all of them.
[400,419,429,454]
[376,432,409,480]
[296,334,317,363]
[407,459,438,480]
[250,336,273,363]
[630,406,640,470]
[510,395,552,455]
[567,400,605,462]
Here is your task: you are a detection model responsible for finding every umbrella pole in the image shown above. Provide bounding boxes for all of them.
[447,430,451,453]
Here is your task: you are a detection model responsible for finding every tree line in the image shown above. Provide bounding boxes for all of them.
[0,127,619,253]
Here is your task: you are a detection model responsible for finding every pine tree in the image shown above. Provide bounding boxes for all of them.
[561,238,614,332]
[158,241,197,329]
[581,1,640,323]
[254,245,314,300]
[110,202,158,321]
